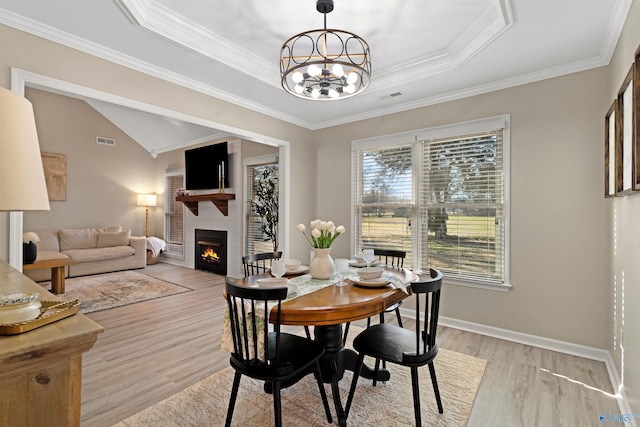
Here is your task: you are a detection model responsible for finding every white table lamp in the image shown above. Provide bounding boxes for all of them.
[0,87,51,212]
[137,194,157,237]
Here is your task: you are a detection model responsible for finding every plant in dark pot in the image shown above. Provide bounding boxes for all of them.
[22,231,39,264]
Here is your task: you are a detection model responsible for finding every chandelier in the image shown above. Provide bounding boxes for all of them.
[280,0,371,101]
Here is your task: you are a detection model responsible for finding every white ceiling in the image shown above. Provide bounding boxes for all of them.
[0,0,632,155]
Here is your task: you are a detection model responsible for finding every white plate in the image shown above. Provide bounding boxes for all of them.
[348,260,381,268]
[256,278,297,293]
[350,277,391,288]
[284,265,309,275]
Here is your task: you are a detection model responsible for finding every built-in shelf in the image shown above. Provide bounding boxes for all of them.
[176,193,236,216]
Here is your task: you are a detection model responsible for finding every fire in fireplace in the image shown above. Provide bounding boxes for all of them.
[195,229,227,275]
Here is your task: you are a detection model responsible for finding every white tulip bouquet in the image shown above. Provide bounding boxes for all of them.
[297,219,345,249]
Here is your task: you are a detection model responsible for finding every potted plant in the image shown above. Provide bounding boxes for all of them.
[248,166,279,253]
[22,232,40,264]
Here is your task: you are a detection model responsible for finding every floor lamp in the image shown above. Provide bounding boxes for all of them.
[137,194,157,237]
[0,87,51,267]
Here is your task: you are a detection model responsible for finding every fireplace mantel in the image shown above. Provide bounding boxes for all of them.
[176,193,236,216]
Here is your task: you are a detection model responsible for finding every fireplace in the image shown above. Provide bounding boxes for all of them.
[195,229,227,275]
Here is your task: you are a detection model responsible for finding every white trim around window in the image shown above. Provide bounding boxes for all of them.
[351,115,511,291]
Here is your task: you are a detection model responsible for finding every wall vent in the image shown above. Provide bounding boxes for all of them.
[96,136,116,146]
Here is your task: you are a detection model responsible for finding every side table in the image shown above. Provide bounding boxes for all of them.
[23,258,78,294]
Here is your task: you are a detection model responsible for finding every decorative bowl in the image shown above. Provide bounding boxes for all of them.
[283,259,301,271]
[0,293,42,324]
[358,267,384,280]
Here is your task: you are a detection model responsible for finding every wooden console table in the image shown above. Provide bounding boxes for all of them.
[0,259,103,426]
[176,193,235,216]
[23,258,78,294]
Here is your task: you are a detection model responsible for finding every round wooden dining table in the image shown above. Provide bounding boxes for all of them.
[231,266,417,427]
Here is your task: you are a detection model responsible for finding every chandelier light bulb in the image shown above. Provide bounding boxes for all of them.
[345,84,356,94]
[308,65,322,77]
[292,71,304,83]
[332,64,344,77]
[328,88,339,98]
[295,84,304,94]
[311,88,321,99]
[346,72,358,85]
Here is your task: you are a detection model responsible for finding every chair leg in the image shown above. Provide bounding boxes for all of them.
[329,358,347,427]
[410,366,422,427]
[428,361,444,414]
[342,322,351,345]
[273,381,282,427]
[345,352,365,419]
[372,358,381,387]
[225,371,242,427]
[395,307,403,328]
[313,361,333,423]
[304,325,311,339]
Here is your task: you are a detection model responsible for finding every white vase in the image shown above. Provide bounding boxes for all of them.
[309,248,335,280]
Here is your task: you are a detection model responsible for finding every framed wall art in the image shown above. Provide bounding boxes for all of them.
[616,67,634,195]
[41,152,67,201]
[605,101,616,197]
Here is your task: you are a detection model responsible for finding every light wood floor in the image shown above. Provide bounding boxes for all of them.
[80,263,620,427]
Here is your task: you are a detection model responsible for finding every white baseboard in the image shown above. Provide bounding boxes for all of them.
[399,309,634,423]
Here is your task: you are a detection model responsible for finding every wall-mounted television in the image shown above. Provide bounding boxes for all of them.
[185,142,229,190]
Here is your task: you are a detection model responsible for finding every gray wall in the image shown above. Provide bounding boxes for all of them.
[22,88,156,236]
[315,68,611,349]
[1,7,638,411]
[607,0,640,412]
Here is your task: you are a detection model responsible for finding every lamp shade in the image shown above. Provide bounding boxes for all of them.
[137,194,157,207]
[0,87,50,211]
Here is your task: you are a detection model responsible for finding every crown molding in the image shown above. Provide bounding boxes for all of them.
[0,8,314,129]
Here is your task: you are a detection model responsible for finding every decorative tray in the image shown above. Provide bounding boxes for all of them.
[0,299,81,335]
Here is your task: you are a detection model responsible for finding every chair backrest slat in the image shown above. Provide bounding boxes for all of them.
[242,251,283,277]
[225,276,288,367]
[405,268,443,362]
[372,248,406,268]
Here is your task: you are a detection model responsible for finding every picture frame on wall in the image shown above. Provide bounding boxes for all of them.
[634,44,640,190]
[616,67,634,195]
[605,101,616,197]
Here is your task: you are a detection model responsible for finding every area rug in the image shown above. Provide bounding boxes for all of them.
[113,329,487,426]
[41,270,192,314]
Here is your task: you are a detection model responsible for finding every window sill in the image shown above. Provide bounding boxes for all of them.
[443,277,511,292]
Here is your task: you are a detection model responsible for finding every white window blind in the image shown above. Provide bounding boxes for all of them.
[164,173,184,257]
[352,116,509,288]
[420,130,505,284]
[246,163,278,255]
[353,145,414,267]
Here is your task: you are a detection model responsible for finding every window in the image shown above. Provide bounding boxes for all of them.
[164,171,184,258]
[353,145,414,266]
[353,116,509,288]
[245,160,279,255]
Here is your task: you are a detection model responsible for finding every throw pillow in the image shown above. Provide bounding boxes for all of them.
[97,230,131,248]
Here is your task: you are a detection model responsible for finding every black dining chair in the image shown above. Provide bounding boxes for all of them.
[344,268,444,426]
[224,277,333,427]
[242,251,282,277]
[369,248,406,327]
[342,249,408,346]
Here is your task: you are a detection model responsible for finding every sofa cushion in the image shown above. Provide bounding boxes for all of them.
[34,230,61,252]
[59,228,99,251]
[97,230,131,248]
[63,246,135,263]
[96,225,122,233]
[36,250,70,261]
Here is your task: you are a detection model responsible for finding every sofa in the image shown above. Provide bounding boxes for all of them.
[24,225,146,282]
